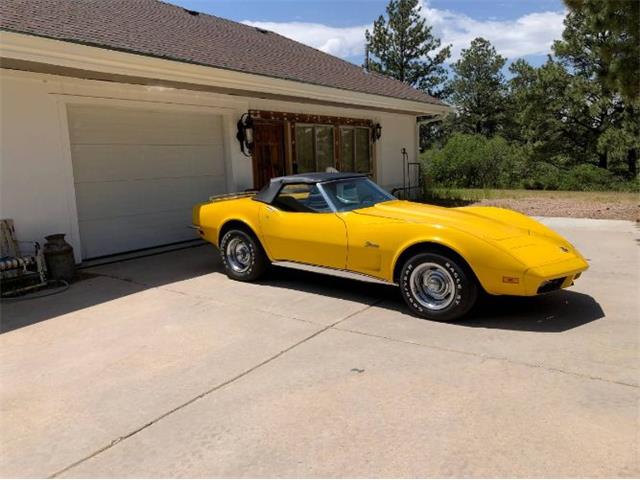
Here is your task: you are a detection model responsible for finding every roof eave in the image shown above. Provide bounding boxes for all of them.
[0,30,452,116]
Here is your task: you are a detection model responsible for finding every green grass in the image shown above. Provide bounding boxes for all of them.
[424,188,639,204]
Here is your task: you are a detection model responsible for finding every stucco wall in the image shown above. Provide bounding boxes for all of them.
[0,71,79,255]
[0,68,418,261]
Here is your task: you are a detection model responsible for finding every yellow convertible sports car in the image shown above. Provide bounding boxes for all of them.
[193,173,588,321]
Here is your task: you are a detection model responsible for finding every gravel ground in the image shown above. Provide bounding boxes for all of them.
[474,197,639,221]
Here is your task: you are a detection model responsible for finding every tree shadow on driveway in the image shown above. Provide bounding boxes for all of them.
[0,244,220,334]
[1,244,604,335]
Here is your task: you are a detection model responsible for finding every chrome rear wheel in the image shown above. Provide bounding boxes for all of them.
[219,229,268,281]
[225,236,252,273]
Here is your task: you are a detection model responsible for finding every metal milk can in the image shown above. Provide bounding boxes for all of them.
[43,233,76,282]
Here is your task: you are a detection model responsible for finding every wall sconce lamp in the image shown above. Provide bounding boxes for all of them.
[236,112,254,156]
[372,123,382,143]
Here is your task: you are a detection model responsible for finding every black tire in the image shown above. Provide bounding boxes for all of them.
[399,252,477,322]
[219,229,268,281]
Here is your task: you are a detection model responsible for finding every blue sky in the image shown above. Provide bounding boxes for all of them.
[171,0,566,68]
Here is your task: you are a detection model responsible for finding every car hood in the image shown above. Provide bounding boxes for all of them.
[355,201,581,266]
[356,200,528,240]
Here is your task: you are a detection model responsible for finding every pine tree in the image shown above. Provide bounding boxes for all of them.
[553,6,638,176]
[448,38,507,137]
[508,57,595,169]
[364,0,451,97]
[563,0,640,101]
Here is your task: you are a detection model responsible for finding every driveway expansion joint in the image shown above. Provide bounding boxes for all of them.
[86,271,341,326]
[48,299,383,478]
[332,326,639,389]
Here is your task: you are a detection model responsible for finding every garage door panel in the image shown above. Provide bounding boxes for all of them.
[78,210,199,258]
[72,144,225,183]
[75,176,226,221]
[68,105,223,146]
[68,105,227,259]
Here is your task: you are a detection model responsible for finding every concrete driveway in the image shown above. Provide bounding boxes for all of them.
[1,218,638,478]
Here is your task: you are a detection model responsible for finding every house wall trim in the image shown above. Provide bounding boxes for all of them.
[0,30,451,117]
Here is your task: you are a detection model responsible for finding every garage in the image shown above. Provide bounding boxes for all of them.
[67,104,227,259]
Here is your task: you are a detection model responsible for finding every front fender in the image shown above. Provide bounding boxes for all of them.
[389,225,529,295]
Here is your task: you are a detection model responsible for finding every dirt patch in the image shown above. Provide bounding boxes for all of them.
[474,197,639,221]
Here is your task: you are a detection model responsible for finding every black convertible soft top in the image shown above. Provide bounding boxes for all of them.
[253,172,367,204]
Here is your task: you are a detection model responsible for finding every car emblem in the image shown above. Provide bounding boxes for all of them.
[364,241,380,249]
[560,246,569,253]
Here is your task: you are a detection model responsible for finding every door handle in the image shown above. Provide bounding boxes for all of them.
[264,205,277,220]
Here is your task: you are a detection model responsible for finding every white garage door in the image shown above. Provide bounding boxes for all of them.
[68,104,226,259]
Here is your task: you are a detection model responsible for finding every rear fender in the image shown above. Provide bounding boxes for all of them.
[194,198,263,249]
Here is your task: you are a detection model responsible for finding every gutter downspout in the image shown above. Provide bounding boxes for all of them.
[415,112,450,192]
[415,112,448,154]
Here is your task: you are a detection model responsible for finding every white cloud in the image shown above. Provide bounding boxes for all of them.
[242,2,566,63]
[419,1,566,61]
[242,21,368,59]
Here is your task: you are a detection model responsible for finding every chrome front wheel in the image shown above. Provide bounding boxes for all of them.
[409,262,456,311]
[399,252,478,322]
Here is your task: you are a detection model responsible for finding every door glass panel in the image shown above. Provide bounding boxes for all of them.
[315,126,334,172]
[340,128,355,172]
[355,127,371,173]
[322,178,394,212]
[295,126,314,173]
[273,184,331,213]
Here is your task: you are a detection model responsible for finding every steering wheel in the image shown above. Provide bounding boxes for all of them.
[335,194,359,205]
[360,194,375,206]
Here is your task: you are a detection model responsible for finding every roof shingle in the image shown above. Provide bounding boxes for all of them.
[0,0,443,106]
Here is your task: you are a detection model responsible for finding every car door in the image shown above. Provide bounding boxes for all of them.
[258,183,348,269]
[321,179,399,280]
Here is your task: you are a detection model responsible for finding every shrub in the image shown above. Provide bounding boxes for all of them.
[618,177,640,192]
[422,133,634,191]
[422,133,526,189]
[557,164,616,191]
[521,162,562,190]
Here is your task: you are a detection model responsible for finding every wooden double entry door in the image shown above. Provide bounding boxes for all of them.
[252,121,285,190]
[250,110,374,190]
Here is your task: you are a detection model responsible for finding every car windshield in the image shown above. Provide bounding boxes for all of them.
[320,178,395,212]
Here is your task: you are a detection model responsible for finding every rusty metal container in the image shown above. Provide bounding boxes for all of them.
[43,233,75,282]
